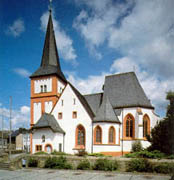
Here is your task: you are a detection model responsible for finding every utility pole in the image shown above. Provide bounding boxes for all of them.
[1,112,3,150]
[9,96,12,159]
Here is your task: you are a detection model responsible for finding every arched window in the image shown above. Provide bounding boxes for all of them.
[124,114,134,138]
[45,144,52,154]
[44,85,47,92]
[94,126,102,144]
[76,125,85,148]
[108,126,115,144]
[42,135,45,143]
[40,85,43,93]
[143,115,150,138]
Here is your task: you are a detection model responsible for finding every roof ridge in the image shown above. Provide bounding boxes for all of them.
[105,71,135,78]
[84,92,103,96]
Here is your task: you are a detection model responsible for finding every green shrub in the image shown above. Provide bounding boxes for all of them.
[34,151,48,155]
[77,159,91,170]
[88,153,105,157]
[28,158,38,167]
[131,141,143,152]
[125,150,165,159]
[51,150,66,156]
[126,158,153,172]
[125,152,139,158]
[153,163,174,174]
[75,149,88,156]
[93,158,119,171]
[45,156,73,169]
[167,155,174,159]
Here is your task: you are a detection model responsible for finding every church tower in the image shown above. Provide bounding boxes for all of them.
[30,9,67,128]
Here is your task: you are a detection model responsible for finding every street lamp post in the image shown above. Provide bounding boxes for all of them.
[9,96,12,159]
[1,112,3,150]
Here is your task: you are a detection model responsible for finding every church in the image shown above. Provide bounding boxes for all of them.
[30,8,159,156]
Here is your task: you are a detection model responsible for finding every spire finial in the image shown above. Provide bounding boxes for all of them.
[49,0,52,13]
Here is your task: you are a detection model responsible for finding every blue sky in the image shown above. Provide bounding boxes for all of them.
[1,0,174,129]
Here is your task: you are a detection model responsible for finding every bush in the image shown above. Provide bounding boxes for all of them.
[153,163,174,174]
[126,158,153,172]
[45,156,73,169]
[125,150,165,159]
[131,141,143,152]
[166,155,174,159]
[77,159,91,170]
[28,158,38,167]
[51,150,66,156]
[75,149,88,156]
[34,151,48,155]
[93,158,119,171]
[88,153,105,157]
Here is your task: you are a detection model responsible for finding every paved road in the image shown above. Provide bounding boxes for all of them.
[0,169,171,180]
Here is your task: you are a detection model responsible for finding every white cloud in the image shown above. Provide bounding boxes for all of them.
[20,106,30,115]
[6,19,25,37]
[72,0,174,116]
[13,68,31,78]
[40,11,77,65]
[0,105,30,130]
[66,71,107,94]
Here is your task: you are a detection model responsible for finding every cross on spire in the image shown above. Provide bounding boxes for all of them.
[49,0,52,13]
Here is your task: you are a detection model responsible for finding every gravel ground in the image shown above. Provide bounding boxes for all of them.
[0,169,171,180]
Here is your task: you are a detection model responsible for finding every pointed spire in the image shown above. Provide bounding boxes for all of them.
[30,7,66,82]
[40,12,60,67]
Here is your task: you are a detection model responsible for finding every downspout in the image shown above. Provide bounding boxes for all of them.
[91,122,93,153]
[121,109,124,157]
[63,133,65,152]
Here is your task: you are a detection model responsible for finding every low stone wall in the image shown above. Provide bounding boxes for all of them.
[9,154,174,172]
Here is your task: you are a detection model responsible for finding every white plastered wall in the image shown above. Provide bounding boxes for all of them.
[34,78,52,93]
[57,80,65,94]
[52,84,92,154]
[93,123,121,153]
[32,128,63,153]
[45,101,53,113]
[33,102,41,124]
[117,107,159,152]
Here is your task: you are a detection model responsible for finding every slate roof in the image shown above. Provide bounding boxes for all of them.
[32,113,65,134]
[93,95,120,123]
[69,83,95,119]
[30,12,66,82]
[83,72,153,123]
[104,72,154,109]
[84,93,103,115]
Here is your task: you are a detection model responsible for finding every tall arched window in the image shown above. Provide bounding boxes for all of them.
[76,125,85,148]
[108,126,115,144]
[124,114,134,138]
[143,115,150,138]
[94,126,102,144]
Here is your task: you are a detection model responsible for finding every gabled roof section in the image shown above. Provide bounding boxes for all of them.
[93,95,120,123]
[30,12,66,82]
[32,113,65,134]
[104,72,154,109]
[69,83,95,119]
[84,93,103,115]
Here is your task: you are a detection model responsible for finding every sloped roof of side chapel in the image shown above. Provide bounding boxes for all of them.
[30,10,66,82]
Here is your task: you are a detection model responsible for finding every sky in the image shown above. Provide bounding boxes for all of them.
[0,0,174,130]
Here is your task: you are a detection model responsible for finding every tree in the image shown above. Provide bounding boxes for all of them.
[147,91,174,154]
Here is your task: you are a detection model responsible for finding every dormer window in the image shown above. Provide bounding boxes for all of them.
[44,85,47,92]
[40,85,43,93]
